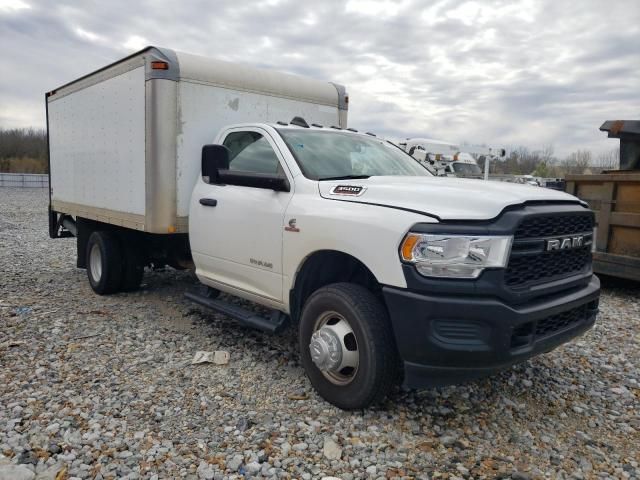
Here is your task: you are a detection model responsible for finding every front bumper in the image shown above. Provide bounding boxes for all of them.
[383,275,600,388]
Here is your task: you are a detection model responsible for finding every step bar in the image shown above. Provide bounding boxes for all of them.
[185,291,289,334]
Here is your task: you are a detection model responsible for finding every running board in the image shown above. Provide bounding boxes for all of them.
[185,292,289,334]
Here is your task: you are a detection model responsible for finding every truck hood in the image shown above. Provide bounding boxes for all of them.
[318,176,583,221]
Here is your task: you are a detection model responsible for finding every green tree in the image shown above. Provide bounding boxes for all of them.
[533,161,550,178]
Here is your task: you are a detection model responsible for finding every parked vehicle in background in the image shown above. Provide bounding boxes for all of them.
[448,152,483,178]
[518,175,540,186]
[47,47,600,409]
[540,178,566,191]
[397,138,460,175]
[400,138,505,179]
[461,144,507,180]
[566,120,640,282]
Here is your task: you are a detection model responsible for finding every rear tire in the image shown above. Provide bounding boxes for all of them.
[299,282,399,410]
[86,231,123,295]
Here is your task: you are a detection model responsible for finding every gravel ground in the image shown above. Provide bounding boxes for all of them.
[1,187,638,480]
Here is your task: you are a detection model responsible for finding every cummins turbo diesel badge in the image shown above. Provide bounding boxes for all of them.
[331,185,366,196]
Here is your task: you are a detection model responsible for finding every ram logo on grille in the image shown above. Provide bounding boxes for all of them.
[546,235,585,251]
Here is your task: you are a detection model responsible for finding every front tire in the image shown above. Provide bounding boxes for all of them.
[299,283,399,409]
[86,231,123,295]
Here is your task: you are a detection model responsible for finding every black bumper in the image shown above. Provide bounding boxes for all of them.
[383,275,600,388]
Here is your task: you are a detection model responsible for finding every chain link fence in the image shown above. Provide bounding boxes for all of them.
[0,173,49,188]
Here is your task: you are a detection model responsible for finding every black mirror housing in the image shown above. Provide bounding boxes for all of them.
[202,144,230,183]
[218,170,290,192]
[201,144,289,191]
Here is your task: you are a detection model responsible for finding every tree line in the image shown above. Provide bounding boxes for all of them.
[477,144,620,178]
[0,127,622,178]
[0,128,48,173]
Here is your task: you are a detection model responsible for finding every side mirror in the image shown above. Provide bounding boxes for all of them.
[202,144,230,184]
[218,170,290,192]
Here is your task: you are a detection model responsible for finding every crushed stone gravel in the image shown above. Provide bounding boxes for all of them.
[1,188,639,479]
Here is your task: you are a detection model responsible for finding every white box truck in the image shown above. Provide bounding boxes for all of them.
[47,47,600,409]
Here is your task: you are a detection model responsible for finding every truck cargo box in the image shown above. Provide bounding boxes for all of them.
[46,46,348,234]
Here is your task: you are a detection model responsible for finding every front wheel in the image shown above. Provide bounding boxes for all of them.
[299,283,399,409]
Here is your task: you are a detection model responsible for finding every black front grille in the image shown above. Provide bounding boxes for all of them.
[515,214,594,239]
[505,213,594,289]
[535,305,586,337]
[505,248,592,287]
[510,302,596,349]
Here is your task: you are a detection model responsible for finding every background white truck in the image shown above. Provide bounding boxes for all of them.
[47,47,600,409]
[399,138,506,179]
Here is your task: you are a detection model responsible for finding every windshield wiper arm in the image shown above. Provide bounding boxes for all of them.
[318,174,371,181]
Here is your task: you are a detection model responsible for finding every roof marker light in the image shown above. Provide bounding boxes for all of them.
[151,61,169,70]
[290,116,310,128]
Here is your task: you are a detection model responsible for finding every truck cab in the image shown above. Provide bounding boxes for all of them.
[188,121,600,409]
[446,152,483,178]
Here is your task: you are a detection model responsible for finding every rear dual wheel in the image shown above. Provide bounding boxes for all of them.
[86,231,143,295]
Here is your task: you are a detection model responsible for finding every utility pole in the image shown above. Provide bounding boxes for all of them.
[484,154,490,181]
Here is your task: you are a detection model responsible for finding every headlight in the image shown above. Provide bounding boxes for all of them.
[400,233,513,279]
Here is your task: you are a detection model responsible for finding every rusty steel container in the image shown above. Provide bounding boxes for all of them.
[565,120,640,281]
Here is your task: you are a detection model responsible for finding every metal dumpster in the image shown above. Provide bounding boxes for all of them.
[565,120,640,281]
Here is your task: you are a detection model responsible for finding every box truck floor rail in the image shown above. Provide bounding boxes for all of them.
[47,47,599,409]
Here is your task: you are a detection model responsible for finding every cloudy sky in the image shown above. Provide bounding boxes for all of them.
[1,0,638,157]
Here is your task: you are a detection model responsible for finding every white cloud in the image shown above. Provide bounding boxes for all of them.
[1,0,639,158]
[122,35,148,51]
[301,12,316,26]
[446,1,482,26]
[345,0,409,17]
[74,27,103,43]
[0,0,31,12]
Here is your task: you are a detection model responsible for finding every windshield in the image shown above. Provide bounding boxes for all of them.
[452,162,482,175]
[277,129,431,180]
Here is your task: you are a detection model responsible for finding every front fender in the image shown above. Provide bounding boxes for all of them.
[282,193,436,309]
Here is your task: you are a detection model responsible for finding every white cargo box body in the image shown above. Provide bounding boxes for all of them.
[47,47,348,233]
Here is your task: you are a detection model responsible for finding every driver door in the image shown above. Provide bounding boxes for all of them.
[189,127,293,305]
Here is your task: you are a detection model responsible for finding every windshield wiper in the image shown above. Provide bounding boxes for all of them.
[318,174,371,181]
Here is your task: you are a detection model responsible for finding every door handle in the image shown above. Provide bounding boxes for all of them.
[199,198,218,207]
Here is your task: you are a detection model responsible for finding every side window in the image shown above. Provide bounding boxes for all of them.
[223,131,281,174]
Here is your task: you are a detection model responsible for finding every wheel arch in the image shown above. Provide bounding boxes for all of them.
[289,249,383,323]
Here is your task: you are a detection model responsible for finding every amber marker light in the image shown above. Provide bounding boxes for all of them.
[151,61,169,70]
[400,233,420,261]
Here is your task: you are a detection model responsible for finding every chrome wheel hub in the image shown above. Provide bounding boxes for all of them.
[309,311,359,385]
[89,243,102,282]
[310,328,342,371]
